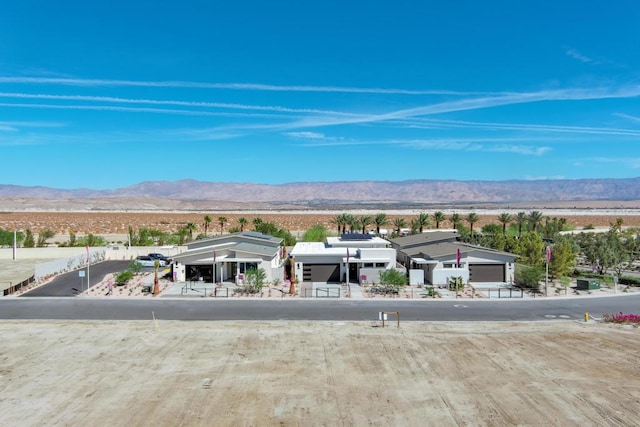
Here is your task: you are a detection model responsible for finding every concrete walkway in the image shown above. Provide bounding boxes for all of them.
[347,283,365,300]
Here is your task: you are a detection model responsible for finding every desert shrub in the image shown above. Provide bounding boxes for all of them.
[114,270,134,286]
[302,225,330,242]
[448,276,465,291]
[618,276,640,286]
[242,268,267,294]
[373,269,407,294]
[515,265,544,289]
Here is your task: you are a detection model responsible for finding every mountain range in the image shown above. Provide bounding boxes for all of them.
[1,178,639,211]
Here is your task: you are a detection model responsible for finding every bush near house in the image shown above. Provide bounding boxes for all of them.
[514,264,544,289]
[236,268,267,294]
[371,269,407,295]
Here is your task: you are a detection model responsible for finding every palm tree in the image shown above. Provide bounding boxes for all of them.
[410,218,421,234]
[449,213,462,230]
[527,210,544,233]
[184,222,197,241]
[373,213,389,235]
[218,216,228,235]
[253,217,263,230]
[331,213,348,235]
[238,217,248,232]
[416,212,431,233]
[393,217,407,236]
[203,215,212,236]
[466,213,480,240]
[347,214,359,233]
[514,211,527,238]
[497,213,512,235]
[359,215,373,234]
[433,211,446,229]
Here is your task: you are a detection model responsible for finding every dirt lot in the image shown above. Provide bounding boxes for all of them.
[2,210,640,236]
[1,320,639,426]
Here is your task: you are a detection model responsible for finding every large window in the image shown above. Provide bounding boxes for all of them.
[239,262,258,273]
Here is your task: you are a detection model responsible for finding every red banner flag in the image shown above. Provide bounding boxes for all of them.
[546,246,551,263]
[456,248,461,267]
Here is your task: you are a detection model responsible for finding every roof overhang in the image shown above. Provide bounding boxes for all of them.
[412,257,438,265]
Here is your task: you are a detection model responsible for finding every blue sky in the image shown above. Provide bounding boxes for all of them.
[1,1,640,189]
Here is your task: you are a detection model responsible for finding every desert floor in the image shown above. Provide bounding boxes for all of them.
[1,320,639,426]
[2,210,640,236]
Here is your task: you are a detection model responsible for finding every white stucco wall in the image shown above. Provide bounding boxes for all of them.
[432,267,469,286]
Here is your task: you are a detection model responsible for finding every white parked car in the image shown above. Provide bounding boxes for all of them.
[135,256,167,267]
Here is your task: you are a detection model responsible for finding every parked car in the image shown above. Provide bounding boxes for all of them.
[148,253,172,264]
[135,256,166,267]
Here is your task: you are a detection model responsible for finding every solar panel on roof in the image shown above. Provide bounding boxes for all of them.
[340,233,374,240]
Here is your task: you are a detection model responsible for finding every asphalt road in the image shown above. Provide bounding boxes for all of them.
[20,261,131,297]
[1,295,639,321]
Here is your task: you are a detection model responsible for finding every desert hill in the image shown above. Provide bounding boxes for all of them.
[1,177,640,211]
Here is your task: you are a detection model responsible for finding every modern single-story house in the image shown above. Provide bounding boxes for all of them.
[389,230,516,286]
[171,231,284,283]
[290,234,396,284]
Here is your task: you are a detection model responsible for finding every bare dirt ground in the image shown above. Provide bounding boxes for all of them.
[2,210,640,236]
[1,320,639,426]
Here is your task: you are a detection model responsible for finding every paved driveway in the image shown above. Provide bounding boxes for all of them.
[20,261,131,297]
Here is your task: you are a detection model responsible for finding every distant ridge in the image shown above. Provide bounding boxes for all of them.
[1,178,639,210]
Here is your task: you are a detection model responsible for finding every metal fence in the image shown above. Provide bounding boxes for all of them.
[2,275,35,296]
[301,286,341,298]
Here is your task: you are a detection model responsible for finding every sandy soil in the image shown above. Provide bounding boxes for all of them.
[2,210,640,236]
[0,320,639,426]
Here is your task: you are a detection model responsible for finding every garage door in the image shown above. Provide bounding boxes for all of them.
[303,264,341,283]
[468,264,505,282]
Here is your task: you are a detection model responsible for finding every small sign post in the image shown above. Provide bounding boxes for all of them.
[378,311,400,328]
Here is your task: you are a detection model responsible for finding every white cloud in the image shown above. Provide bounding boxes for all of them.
[588,157,640,169]
[0,102,296,119]
[285,131,327,139]
[565,48,595,63]
[487,144,551,156]
[254,85,640,132]
[395,117,640,137]
[0,92,355,117]
[614,113,640,123]
[297,137,551,156]
[523,175,566,180]
[0,76,511,96]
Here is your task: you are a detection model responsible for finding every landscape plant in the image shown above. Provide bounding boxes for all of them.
[0,228,23,246]
[114,270,134,286]
[375,269,407,294]
[23,229,35,248]
[515,264,544,289]
[448,276,465,292]
[602,312,640,325]
[253,220,296,246]
[36,229,55,247]
[241,267,267,294]
[302,225,331,242]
